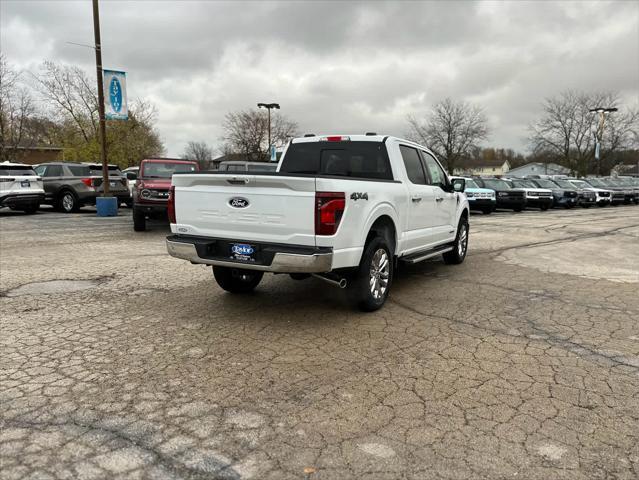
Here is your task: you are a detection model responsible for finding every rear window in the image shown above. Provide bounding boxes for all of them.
[248,163,277,172]
[141,162,197,178]
[88,165,122,176]
[0,165,37,176]
[68,165,91,176]
[280,141,393,180]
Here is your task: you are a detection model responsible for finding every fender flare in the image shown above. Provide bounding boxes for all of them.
[361,202,401,254]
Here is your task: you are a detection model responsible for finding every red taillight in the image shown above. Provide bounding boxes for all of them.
[315,192,345,236]
[167,185,176,223]
[81,178,94,187]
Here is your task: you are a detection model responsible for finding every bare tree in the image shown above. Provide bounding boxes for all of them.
[31,60,163,167]
[407,98,489,173]
[530,90,638,176]
[221,109,298,161]
[0,55,37,161]
[182,141,213,169]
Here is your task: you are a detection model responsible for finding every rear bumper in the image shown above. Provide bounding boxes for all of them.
[166,235,333,273]
[0,193,45,208]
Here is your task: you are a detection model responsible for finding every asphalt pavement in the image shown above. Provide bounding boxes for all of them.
[1,206,638,479]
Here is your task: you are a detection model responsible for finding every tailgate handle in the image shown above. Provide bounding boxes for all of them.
[227,178,249,185]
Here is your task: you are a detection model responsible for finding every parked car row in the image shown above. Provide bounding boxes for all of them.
[454,175,638,214]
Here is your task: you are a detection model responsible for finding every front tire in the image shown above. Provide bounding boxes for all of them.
[213,266,263,293]
[347,236,393,312]
[443,216,469,265]
[58,191,78,213]
[133,207,146,231]
[482,207,492,215]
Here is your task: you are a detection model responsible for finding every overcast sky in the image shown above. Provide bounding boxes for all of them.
[2,0,638,157]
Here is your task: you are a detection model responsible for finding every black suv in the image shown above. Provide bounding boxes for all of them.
[34,162,130,213]
[474,177,527,211]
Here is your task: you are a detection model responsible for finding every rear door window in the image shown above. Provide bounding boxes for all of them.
[280,141,393,180]
[68,165,91,176]
[399,146,427,185]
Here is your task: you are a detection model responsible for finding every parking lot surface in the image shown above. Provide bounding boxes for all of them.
[1,207,638,480]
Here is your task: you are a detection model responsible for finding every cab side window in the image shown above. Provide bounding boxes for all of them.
[399,145,427,185]
[421,152,448,189]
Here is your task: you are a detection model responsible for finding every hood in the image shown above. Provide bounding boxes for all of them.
[465,187,494,194]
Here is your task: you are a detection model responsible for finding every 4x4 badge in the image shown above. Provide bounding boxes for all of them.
[350,192,368,201]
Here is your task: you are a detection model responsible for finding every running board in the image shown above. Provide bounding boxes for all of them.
[400,245,454,264]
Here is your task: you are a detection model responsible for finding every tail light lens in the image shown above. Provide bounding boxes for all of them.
[167,185,176,223]
[81,178,94,187]
[315,192,345,235]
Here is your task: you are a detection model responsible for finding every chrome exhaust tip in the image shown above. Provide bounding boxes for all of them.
[312,274,347,289]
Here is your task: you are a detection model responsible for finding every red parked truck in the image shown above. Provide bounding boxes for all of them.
[133,158,198,231]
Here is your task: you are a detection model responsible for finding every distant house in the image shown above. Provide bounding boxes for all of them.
[504,162,570,178]
[2,146,63,165]
[453,159,510,177]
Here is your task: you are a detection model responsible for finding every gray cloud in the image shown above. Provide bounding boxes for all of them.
[2,0,637,156]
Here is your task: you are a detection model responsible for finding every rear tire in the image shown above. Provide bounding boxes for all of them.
[213,266,263,293]
[443,216,469,265]
[133,207,146,231]
[347,236,393,312]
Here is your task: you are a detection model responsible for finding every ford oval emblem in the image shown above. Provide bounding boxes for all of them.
[229,197,249,208]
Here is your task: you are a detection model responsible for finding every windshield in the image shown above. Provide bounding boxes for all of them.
[280,141,393,180]
[587,178,606,187]
[142,162,197,178]
[570,180,590,188]
[0,165,37,176]
[533,179,558,189]
[465,179,479,189]
[511,179,537,188]
[554,180,576,190]
[481,179,511,190]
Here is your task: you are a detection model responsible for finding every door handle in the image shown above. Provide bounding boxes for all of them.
[411,196,422,202]
[435,197,444,202]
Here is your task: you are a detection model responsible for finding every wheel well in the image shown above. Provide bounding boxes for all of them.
[461,208,469,221]
[366,215,397,253]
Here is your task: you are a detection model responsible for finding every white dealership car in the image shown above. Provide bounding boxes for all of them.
[0,162,45,214]
[166,134,470,311]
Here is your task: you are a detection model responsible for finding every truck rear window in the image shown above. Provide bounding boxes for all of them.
[280,141,393,180]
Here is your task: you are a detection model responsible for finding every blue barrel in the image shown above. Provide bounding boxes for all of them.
[96,197,118,217]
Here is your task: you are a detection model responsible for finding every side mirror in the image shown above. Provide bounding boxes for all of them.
[452,178,466,193]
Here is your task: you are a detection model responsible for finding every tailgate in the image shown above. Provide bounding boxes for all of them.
[172,174,316,246]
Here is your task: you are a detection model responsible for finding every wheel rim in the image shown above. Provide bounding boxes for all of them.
[62,194,74,212]
[458,224,468,257]
[369,248,390,300]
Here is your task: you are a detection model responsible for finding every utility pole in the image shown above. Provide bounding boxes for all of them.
[589,107,617,176]
[257,102,280,161]
[92,0,109,196]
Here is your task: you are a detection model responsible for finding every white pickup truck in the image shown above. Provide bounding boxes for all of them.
[166,134,470,311]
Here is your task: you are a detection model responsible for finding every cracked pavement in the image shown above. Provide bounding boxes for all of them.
[1,206,638,479]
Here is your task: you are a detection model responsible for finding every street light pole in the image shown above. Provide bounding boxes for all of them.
[589,107,617,176]
[92,0,109,196]
[257,102,280,161]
